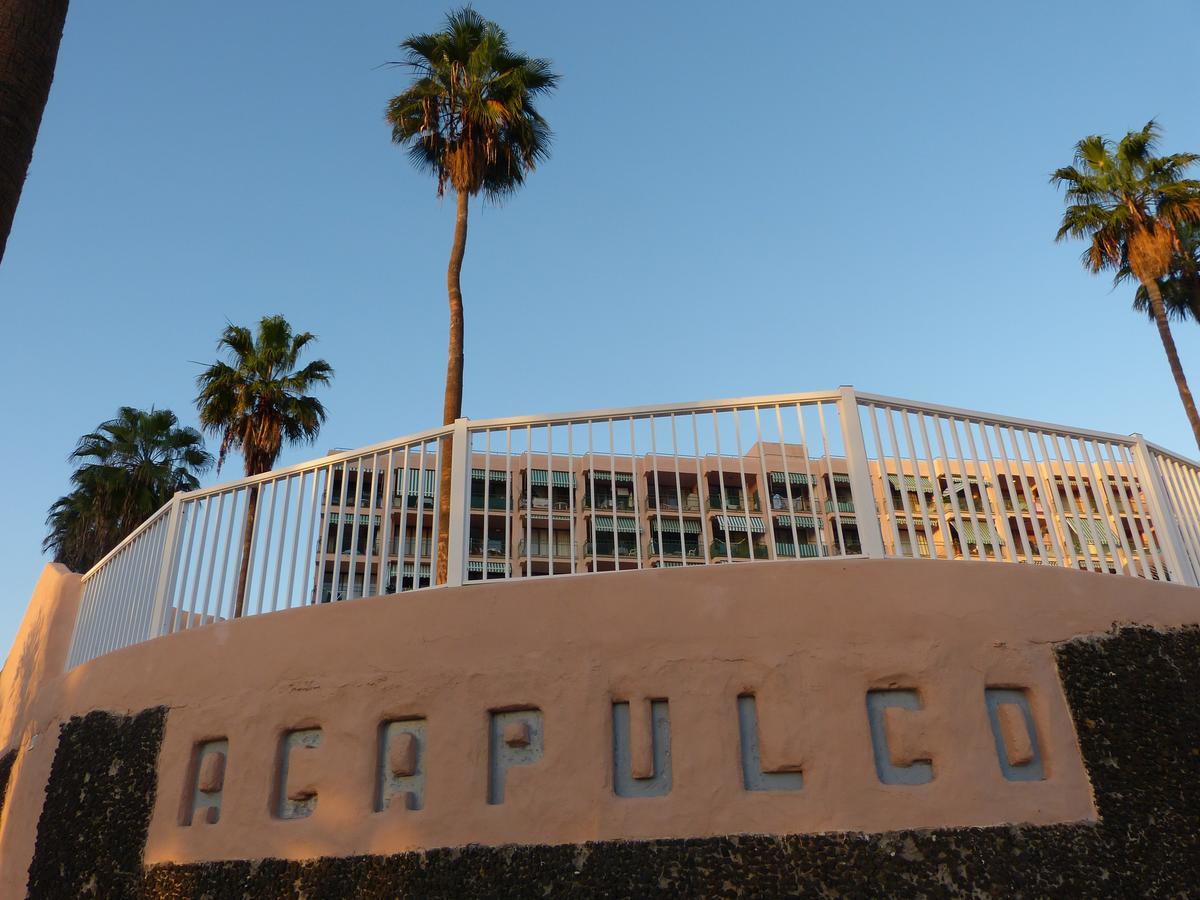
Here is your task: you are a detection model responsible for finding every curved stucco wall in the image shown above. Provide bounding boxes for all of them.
[1,560,1199,896]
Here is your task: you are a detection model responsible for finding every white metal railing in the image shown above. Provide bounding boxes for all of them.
[65,387,1200,668]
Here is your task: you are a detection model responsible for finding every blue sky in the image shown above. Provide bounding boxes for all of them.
[2,0,1198,652]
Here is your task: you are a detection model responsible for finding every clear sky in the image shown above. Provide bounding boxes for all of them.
[2,0,1199,653]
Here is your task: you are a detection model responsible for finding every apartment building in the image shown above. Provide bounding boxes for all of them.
[314,438,1159,602]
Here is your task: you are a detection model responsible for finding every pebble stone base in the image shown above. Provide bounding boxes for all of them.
[20,626,1200,899]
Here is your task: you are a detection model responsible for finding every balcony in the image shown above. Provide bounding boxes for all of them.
[470,494,509,511]
[517,539,574,559]
[584,495,637,511]
[825,499,854,514]
[584,541,639,559]
[709,540,767,560]
[648,541,702,559]
[467,537,507,557]
[648,493,702,513]
[707,493,760,512]
[518,496,573,512]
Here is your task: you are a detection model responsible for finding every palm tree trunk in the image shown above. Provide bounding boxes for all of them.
[233,484,259,617]
[1146,279,1200,451]
[0,0,70,265]
[436,189,469,584]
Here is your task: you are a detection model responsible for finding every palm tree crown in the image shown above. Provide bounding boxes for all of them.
[195,315,334,477]
[44,406,211,572]
[1053,121,1200,281]
[1128,222,1200,324]
[1053,120,1200,449]
[386,7,558,200]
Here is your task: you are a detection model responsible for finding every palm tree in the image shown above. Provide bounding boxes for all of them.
[1053,122,1200,449]
[1127,222,1200,325]
[44,406,211,573]
[195,315,333,617]
[386,7,558,583]
[0,0,71,265]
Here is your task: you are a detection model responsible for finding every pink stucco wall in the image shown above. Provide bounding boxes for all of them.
[0,559,1198,895]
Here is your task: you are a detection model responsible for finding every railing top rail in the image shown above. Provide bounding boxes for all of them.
[80,499,173,584]
[1144,439,1200,468]
[853,390,1138,446]
[461,389,845,431]
[175,423,455,505]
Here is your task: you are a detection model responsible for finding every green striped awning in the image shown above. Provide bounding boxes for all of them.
[888,474,936,493]
[328,513,381,525]
[769,471,813,486]
[657,561,685,568]
[943,477,989,498]
[399,469,437,496]
[831,474,852,485]
[776,515,818,529]
[652,518,703,534]
[715,515,766,533]
[1067,518,1117,548]
[390,562,431,577]
[589,470,634,483]
[952,521,1004,546]
[593,515,639,533]
[530,469,576,488]
[528,513,573,524]
[471,468,509,482]
[467,561,509,574]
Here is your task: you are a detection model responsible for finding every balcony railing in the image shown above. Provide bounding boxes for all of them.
[66,387,1200,669]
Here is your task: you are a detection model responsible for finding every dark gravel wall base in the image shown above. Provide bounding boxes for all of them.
[0,748,16,818]
[21,627,1200,898]
[26,706,165,900]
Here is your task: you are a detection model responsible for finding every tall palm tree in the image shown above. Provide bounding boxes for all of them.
[1127,222,1200,325]
[44,406,211,573]
[0,0,71,265]
[195,315,333,617]
[1053,122,1200,449]
[386,7,558,583]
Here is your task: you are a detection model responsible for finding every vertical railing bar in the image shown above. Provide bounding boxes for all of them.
[962,419,1008,564]
[987,425,1033,564]
[867,404,902,556]
[1059,434,1103,573]
[1047,433,1096,572]
[345,459,364,600]
[586,420,598,571]
[547,423,556,575]
[731,408,760,561]
[899,410,937,559]
[691,412,711,565]
[816,402,848,556]
[172,499,201,637]
[503,430,513,579]
[413,443,429,589]
[771,405,801,556]
[945,416,984,561]
[1078,439,1128,576]
[668,413,689,566]
[215,490,241,617]
[567,422,577,575]
[1155,454,1200,580]
[195,492,225,626]
[628,416,644,569]
[712,411,733,562]
[310,469,332,604]
[363,456,379,599]
[794,403,828,557]
[649,414,666,567]
[1026,429,1072,569]
[254,479,278,615]
[1004,426,1049,566]
[269,477,294,610]
[1097,443,1147,577]
[376,452,395,595]
[915,412,953,561]
[931,416,967,561]
[1130,436,1194,584]
[183,495,213,629]
[524,425,533,576]
[395,447,412,591]
[882,406,918,558]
